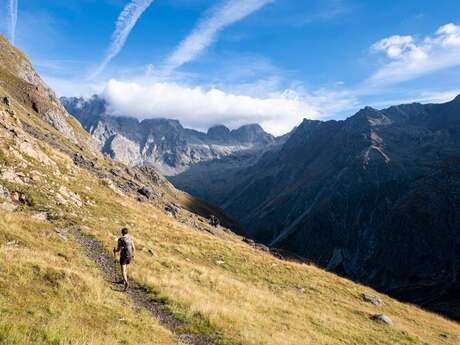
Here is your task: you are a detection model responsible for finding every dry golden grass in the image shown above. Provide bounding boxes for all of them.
[1,124,460,344]
[0,210,177,345]
[77,191,460,345]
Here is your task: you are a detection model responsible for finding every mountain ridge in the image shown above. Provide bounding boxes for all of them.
[217,95,460,320]
[62,95,276,175]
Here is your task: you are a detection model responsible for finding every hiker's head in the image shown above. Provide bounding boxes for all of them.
[121,227,129,235]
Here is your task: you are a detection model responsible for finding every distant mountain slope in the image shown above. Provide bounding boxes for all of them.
[62,96,275,175]
[219,98,460,320]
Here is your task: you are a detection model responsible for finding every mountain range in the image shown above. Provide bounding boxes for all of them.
[62,96,277,175]
[64,92,460,321]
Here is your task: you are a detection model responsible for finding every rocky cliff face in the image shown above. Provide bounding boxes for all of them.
[216,98,460,320]
[62,96,275,175]
[0,36,98,154]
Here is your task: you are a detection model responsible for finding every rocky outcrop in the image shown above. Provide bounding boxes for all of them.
[62,95,275,175]
[0,35,98,154]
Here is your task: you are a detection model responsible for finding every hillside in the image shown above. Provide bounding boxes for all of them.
[1,35,460,345]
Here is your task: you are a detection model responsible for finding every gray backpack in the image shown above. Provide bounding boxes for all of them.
[119,235,134,258]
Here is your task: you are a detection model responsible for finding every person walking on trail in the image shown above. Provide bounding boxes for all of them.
[113,227,135,291]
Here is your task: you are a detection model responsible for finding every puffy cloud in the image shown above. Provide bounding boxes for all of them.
[102,79,354,136]
[369,23,460,85]
[164,0,273,72]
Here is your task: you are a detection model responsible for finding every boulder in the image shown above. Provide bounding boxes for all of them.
[138,186,154,199]
[362,293,383,306]
[243,238,256,246]
[255,243,270,252]
[0,184,10,199]
[137,195,148,203]
[1,168,26,185]
[31,212,49,222]
[371,314,393,326]
[165,203,180,217]
[11,191,26,204]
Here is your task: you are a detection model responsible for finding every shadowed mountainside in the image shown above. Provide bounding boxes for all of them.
[217,99,460,321]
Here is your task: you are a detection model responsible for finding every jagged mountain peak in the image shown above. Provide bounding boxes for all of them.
[230,123,274,144]
[207,124,231,140]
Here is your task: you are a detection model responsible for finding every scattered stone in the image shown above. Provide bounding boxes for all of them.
[255,243,270,252]
[371,314,393,326]
[243,238,256,246]
[148,249,156,257]
[215,260,225,265]
[1,168,26,185]
[137,195,148,203]
[73,153,95,170]
[18,141,56,166]
[299,288,306,294]
[440,333,449,339]
[6,240,18,247]
[10,191,26,204]
[58,186,82,207]
[362,293,383,306]
[138,186,154,199]
[0,184,10,199]
[165,203,180,217]
[31,212,48,222]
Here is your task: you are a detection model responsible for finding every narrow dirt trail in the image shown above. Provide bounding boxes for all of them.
[71,226,217,345]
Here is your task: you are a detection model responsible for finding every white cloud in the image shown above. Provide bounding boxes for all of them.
[8,0,18,44]
[90,0,155,79]
[369,23,460,85]
[164,0,273,72]
[101,79,357,136]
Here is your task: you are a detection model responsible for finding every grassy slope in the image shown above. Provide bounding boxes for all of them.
[0,35,459,345]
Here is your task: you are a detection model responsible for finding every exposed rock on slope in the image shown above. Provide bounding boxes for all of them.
[0,36,97,153]
[62,95,275,175]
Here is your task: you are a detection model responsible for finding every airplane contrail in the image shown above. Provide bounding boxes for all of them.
[90,0,155,79]
[8,0,18,44]
[164,0,273,73]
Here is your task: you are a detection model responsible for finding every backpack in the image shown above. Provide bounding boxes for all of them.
[119,235,134,258]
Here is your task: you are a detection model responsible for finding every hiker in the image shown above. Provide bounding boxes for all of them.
[113,227,135,291]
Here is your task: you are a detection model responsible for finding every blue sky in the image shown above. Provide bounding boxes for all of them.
[1,0,460,134]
